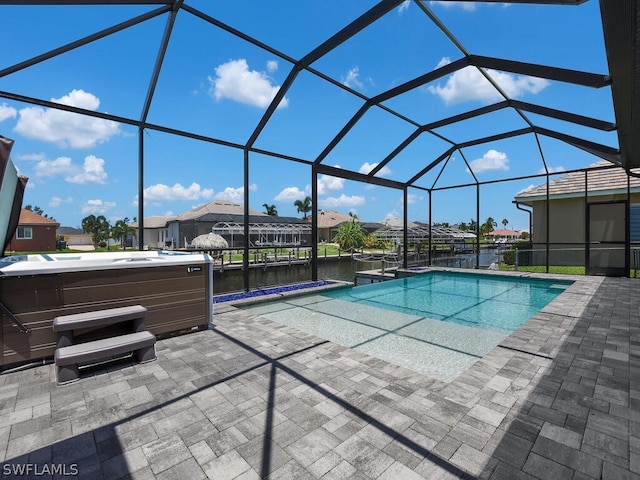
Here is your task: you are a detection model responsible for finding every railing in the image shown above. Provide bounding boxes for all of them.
[410,244,640,278]
[0,302,30,333]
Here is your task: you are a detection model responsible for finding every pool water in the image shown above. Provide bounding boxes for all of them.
[240,271,572,382]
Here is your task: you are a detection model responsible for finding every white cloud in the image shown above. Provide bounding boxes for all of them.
[274,186,306,202]
[395,193,423,207]
[317,169,344,195]
[17,152,46,161]
[34,156,74,177]
[516,184,536,195]
[384,210,401,220]
[266,60,279,72]
[81,199,116,215]
[428,61,550,105]
[538,165,565,174]
[318,194,365,208]
[359,162,392,177]
[33,154,108,184]
[430,1,477,12]
[407,193,422,204]
[143,182,214,202]
[214,183,257,202]
[49,196,73,208]
[208,59,289,109]
[467,149,509,173]
[66,155,107,184]
[399,1,410,14]
[14,90,121,148]
[342,66,364,91]
[0,103,17,122]
[435,57,452,69]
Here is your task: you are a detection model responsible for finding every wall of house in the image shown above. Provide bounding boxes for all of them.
[532,197,585,245]
[140,228,172,249]
[7,225,57,252]
[167,223,180,248]
[529,192,640,267]
[317,227,330,243]
[62,234,93,246]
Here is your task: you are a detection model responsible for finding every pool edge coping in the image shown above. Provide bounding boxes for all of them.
[221,268,602,384]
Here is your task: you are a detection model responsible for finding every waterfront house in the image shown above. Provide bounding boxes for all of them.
[131,215,177,250]
[137,200,312,250]
[307,210,362,243]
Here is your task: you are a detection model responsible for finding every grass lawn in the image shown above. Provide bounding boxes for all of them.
[499,264,640,278]
[499,264,586,275]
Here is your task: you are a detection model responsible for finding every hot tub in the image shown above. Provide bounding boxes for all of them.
[0,250,213,370]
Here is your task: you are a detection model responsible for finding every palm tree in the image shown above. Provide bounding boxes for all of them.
[502,218,509,229]
[263,203,278,216]
[333,221,367,251]
[81,214,110,247]
[469,219,478,234]
[294,196,312,219]
[111,217,136,248]
[459,222,468,232]
[481,217,497,236]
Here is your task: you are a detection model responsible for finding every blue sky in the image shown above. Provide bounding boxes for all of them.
[0,1,616,232]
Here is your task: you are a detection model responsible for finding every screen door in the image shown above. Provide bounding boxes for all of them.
[586,201,628,276]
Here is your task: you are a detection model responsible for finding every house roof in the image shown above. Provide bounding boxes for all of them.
[208,214,309,226]
[18,209,59,227]
[515,161,640,203]
[360,222,385,230]
[138,207,308,229]
[308,211,361,229]
[57,227,90,236]
[131,215,176,229]
[176,200,264,221]
[382,217,418,229]
[490,229,520,237]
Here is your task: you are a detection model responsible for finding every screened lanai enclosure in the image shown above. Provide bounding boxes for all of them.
[209,220,312,249]
[1,1,640,290]
[372,223,476,252]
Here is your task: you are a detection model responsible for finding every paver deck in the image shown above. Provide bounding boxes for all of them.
[0,273,638,479]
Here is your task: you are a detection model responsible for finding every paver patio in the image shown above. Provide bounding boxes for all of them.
[0,273,638,479]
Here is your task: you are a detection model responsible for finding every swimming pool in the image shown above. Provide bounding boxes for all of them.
[239,271,572,382]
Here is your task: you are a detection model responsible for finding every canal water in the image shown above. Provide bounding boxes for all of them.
[213,248,503,294]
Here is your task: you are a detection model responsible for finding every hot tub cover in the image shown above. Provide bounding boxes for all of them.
[0,136,28,257]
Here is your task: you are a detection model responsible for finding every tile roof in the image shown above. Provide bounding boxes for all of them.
[56,227,90,235]
[490,229,520,236]
[515,161,640,201]
[381,217,418,228]
[307,210,361,229]
[176,200,264,221]
[131,215,176,229]
[18,208,59,226]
